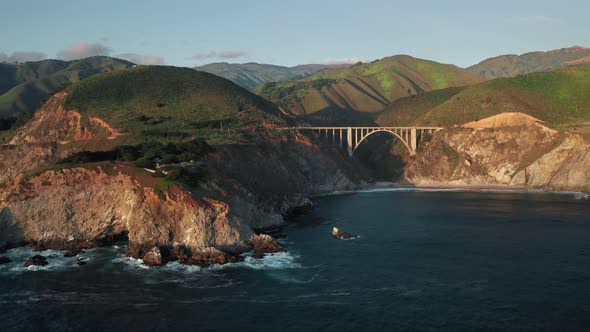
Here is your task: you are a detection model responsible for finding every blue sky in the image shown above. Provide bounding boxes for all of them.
[1,0,588,67]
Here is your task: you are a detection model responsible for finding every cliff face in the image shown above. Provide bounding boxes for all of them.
[406,124,590,192]
[0,166,256,256]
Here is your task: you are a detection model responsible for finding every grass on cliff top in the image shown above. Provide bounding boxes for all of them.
[377,65,590,130]
[64,66,287,142]
[22,161,182,193]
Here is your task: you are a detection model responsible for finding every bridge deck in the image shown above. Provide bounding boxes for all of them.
[281,126,444,130]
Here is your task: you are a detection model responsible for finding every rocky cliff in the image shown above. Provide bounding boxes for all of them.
[0,93,364,264]
[406,121,590,192]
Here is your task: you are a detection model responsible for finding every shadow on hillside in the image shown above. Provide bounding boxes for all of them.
[298,107,378,126]
[0,208,25,250]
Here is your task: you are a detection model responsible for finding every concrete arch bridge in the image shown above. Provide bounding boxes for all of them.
[287,127,443,156]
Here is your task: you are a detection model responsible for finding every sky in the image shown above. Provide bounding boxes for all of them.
[1,0,589,68]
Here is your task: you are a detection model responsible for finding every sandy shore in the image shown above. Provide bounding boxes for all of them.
[346,181,589,196]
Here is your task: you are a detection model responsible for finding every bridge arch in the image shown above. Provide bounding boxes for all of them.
[282,126,443,157]
[353,129,413,156]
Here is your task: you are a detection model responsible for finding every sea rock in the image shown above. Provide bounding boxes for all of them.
[186,247,243,267]
[24,255,48,267]
[250,234,283,258]
[332,227,354,239]
[0,256,12,265]
[142,246,163,266]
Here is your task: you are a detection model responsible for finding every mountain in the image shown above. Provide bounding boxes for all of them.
[467,46,590,79]
[194,62,348,90]
[9,65,289,148]
[376,65,590,133]
[254,55,483,124]
[0,56,134,128]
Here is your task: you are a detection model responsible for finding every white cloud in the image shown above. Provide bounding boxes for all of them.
[189,50,247,61]
[218,50,247,59]
[511,16,558,24]
[0,51,47,63]
[115,53,165,65]
[57,41,112,60]
[320,57,368,65]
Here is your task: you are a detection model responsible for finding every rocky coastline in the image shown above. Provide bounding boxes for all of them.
[1,101,589,268]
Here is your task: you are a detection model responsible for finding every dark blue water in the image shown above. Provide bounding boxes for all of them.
[1,190,590,331]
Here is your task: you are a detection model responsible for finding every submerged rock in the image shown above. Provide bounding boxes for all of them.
[64,249,84,257]
[250,234,283,258]
[332,227,355,239]
[24,255,48,267]
[74,257,88,266]
[0,256,12,265]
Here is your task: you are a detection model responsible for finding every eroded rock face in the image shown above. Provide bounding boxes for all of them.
[10,92,120,145]
[0,166,255,262]
[406,124,590,192]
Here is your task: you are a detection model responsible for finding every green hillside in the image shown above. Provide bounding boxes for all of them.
[195,62,347,90]
[0,56,134,127]
[377,65,590,132]
[64,66,287,141]
[467,46,590,79]
[255,55,483,124]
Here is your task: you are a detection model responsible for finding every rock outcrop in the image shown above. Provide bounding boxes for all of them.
[332,227,355,239]
[142,246,164,266]
[24,255,48,267]
[406,122,590,192]
[250,234,283,257]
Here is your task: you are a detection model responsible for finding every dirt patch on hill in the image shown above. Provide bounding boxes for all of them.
[461,112,551,129]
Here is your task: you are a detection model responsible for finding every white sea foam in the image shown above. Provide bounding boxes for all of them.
[211,251,302,271]
[111,255,150,270]
[0,247,92,274]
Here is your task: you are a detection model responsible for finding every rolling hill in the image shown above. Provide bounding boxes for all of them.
[376,65,590,133]
[467,46,590,79]
[17,65,287,147]
[0,56,134,128]
[195,62,347,90]
[255,55,483,125]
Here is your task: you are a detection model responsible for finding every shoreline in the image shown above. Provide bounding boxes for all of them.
[312,181,589,198]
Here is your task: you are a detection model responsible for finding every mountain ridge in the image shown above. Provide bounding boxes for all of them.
[255,54,483,125]
[0,56,134,128]
[467,46,590,79]
[195,62,348,91]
